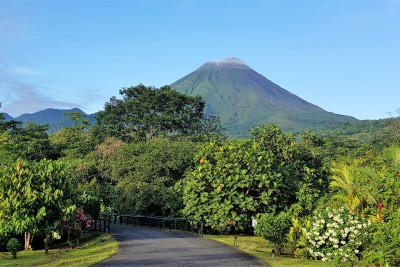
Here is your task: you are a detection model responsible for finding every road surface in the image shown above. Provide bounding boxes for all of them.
[94,223,267,266]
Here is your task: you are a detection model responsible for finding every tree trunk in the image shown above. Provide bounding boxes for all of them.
[24,231,32,251]
[44,233,50,254]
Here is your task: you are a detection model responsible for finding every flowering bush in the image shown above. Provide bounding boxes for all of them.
[63,208,94,248]
[306,207,371,263]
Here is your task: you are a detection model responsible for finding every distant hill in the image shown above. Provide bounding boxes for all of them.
[6,108,96,133]
[171,57,357,137]
[2,113,13,121]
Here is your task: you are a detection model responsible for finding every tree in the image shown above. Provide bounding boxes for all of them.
[111,138,197,215]
[0,103,21,132]
[9,123,56,161]
[50,113,95,159]
[0,159,75,250]
[181,125,330,232]
[95,84,213,141]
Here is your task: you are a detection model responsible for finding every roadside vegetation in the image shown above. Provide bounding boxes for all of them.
[1,86,399,266]
[0,232,117,266]
[206,235,330,267]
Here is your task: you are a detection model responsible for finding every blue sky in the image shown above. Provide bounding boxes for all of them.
[0,0,399,120]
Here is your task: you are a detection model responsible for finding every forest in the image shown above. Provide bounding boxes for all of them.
[0,84,399,266]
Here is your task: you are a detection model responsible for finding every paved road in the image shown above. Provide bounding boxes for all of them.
[94,223,266,266]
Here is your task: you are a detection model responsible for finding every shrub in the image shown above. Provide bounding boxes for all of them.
[6,238,22,259]
[364,208,400,267]
[306,207,371,264]
[254,212,291,254]
[287,217,310,258]
[63,208,94,248]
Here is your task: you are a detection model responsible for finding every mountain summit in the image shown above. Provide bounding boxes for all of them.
[206,57,249,67]
[171,57,356,136]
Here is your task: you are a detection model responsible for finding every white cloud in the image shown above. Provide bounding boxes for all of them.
[7,67,41,76]
[0,65,84,117]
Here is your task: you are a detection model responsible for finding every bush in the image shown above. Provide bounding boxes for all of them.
[6,238,22,259]
[364,208,400,267]
[287,217,310,258]
[306,207,371,264]
[63,208,94,248]
[254,212,291,254]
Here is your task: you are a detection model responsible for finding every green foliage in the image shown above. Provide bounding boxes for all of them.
[8,123,57,160]
[0,232,117,266]
[206,234,330,267]
[0,122,56,162]
[50,118,95,159]
[364,209,400,266]
[63,208,95,249]
[43,226,61,254]
[182,139,273,232]
[0,159,75,249]
[95,84,214,141]
[112,138,197,215]
[307,208,371,264]
[6,238,22,259]
[182,124,330,232]
[287,217,310,258]
[254,212,291,254]
[0,106,21,133]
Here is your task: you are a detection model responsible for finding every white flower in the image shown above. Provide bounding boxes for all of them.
[52,231,61,240]
[333,244,339,248]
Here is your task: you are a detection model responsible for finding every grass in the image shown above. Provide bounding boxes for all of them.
[205,234,330,267]
[0,232,118,267]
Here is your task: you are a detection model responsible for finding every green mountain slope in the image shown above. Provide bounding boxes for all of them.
[13,108,96,133]
[171,57,357,137]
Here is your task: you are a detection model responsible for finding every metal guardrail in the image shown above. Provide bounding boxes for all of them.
[99,212,204,236]
[93,218,111,233]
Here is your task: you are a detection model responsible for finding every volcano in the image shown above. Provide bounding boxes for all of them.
[171,57,356,137]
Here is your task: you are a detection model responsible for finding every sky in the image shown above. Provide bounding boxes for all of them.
[0,0,399,120]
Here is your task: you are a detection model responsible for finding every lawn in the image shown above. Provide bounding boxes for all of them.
[0,232,118,267]
[205,234,330,267]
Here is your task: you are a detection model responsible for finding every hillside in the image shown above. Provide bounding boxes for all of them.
[6,108,96,133]
[2,113,13,121]
[171,57,357,137]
